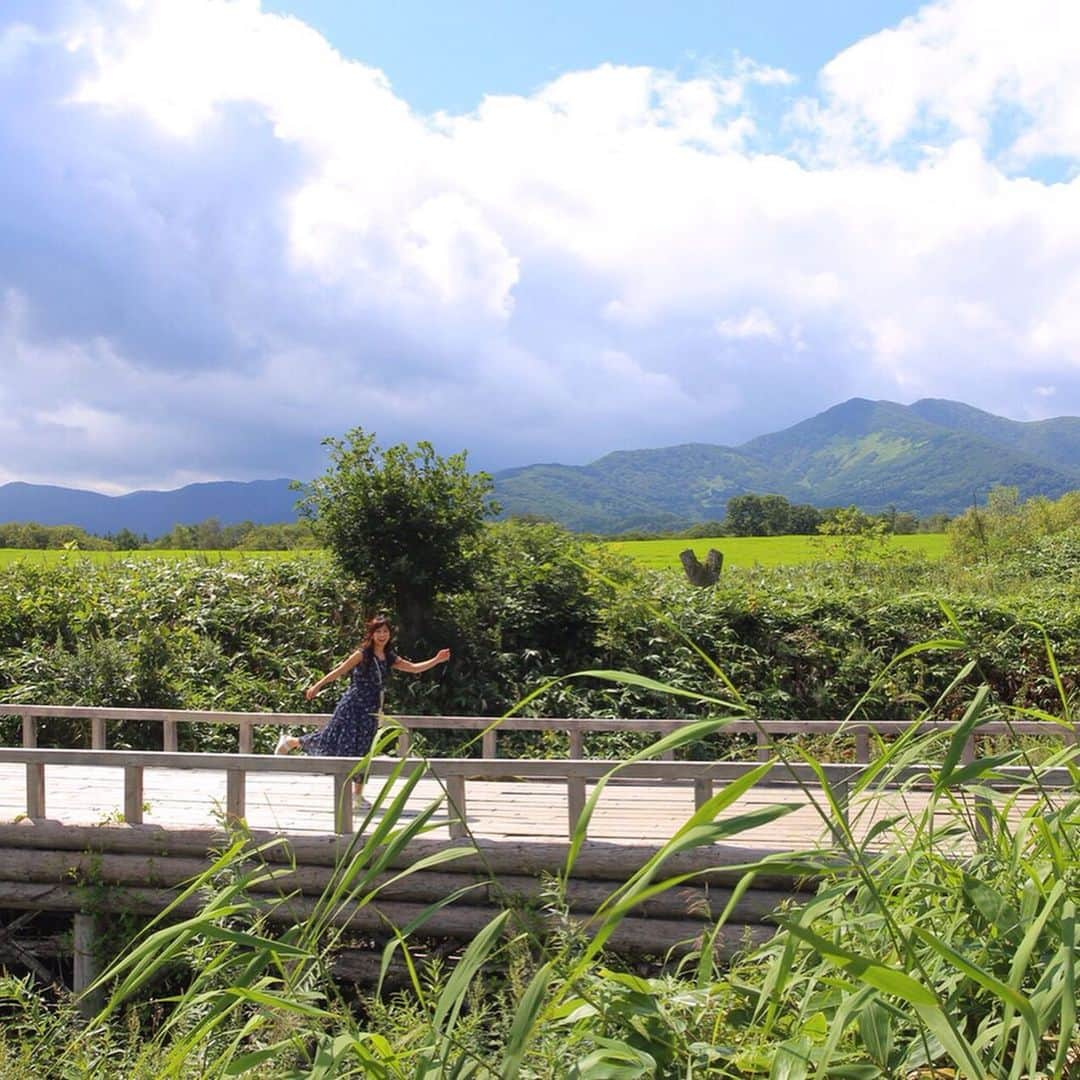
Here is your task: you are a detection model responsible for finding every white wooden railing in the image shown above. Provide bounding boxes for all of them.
[1,702,1076,838]
[3,703,1075,763]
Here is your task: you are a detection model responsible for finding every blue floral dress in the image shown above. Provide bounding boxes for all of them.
[300,648,396,758]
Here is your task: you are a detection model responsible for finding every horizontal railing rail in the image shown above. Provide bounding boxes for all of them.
[0,745,1073,840]
[2,704,1075,764]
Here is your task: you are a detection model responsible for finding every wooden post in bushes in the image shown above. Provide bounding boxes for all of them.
[679,548,723,586]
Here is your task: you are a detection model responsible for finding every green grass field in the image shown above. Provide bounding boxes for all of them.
[605,533,949,570]
[0,534,949,571]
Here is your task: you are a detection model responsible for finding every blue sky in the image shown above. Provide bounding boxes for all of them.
[262,1,921,115]
[2,0,1079,493]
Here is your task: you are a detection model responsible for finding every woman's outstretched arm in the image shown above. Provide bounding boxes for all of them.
[392,648,451,674]
[305,650,364,699]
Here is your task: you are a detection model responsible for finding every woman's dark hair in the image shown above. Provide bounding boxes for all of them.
[358,615,392,662]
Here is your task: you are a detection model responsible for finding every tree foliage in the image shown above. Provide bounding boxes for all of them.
[948,485,1080,562]
[0,522,113,550]
[725,493,825,536]
[297,428,497,640]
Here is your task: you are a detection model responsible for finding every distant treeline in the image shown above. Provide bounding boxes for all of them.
[0,518,319,551]
[592,493,952,542]
[0,493,953,550]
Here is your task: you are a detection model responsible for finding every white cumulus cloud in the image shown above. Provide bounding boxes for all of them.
[0,0,1079,494]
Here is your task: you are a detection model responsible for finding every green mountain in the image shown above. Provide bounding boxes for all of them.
[495,446,778,534]
[493,397,1080,532]
[907,398,1080,470]
[0,479,299,536]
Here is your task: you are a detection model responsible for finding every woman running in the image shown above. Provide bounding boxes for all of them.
[275,615,450,806]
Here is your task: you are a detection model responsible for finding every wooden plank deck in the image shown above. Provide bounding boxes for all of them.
[0,762,1024,850]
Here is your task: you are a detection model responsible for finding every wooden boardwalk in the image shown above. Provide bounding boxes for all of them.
[0,761,1021,850]
[1,704,1069,846]
[0,702,1071,991]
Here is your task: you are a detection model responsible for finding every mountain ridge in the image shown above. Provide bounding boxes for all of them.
[3,398,1079,536]
[494,397,1080,531]
[0,479,299,537]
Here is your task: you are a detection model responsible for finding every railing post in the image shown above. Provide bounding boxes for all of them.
[855,729,870,764]
[163,719,178,752]
[446,773,467,839]
[694,777,713,810]
[397,729,411,758]
[226,769,245,822]
[22,716,37,748]
[568,729,584,759]
[26,762,45,818]
[973,791,993,844]
[567,776,586,837]
[91,717,107,750]
[756,730,770,762]
[238,721,253,755]
[660,727,676,761]
[832,770,851,839]
[124,765,144,824]
[961,733,977,765]
[334,774,353,834]
[482,729,497,759]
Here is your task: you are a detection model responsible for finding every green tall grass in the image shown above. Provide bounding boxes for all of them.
[2,636,1076,1077]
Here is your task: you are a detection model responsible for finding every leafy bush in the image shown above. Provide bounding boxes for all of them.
[1,526,1078,758]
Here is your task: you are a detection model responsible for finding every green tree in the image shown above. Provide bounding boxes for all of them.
[110,528,144,550]
[817,505,890,571]
[724,493,822,536]
[298,428,497,643]
[725,494,770,536]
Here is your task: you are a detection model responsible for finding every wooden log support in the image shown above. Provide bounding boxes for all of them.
[0,847,802,909]
[26,762,45,818]
[694,777,713,811]
[91,717,107,750]
[0,824,821,890]
[237,721,253,755]
[73,912,103,1017]
[334,776,353,835]
[163,719,178,752]
[446,774,467,839]
[0,846,799,925]
[226,769,245,823]
[22,716,36,748]
[123,766,144,824]
[0,879,773,959]
[568,776,587,835]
